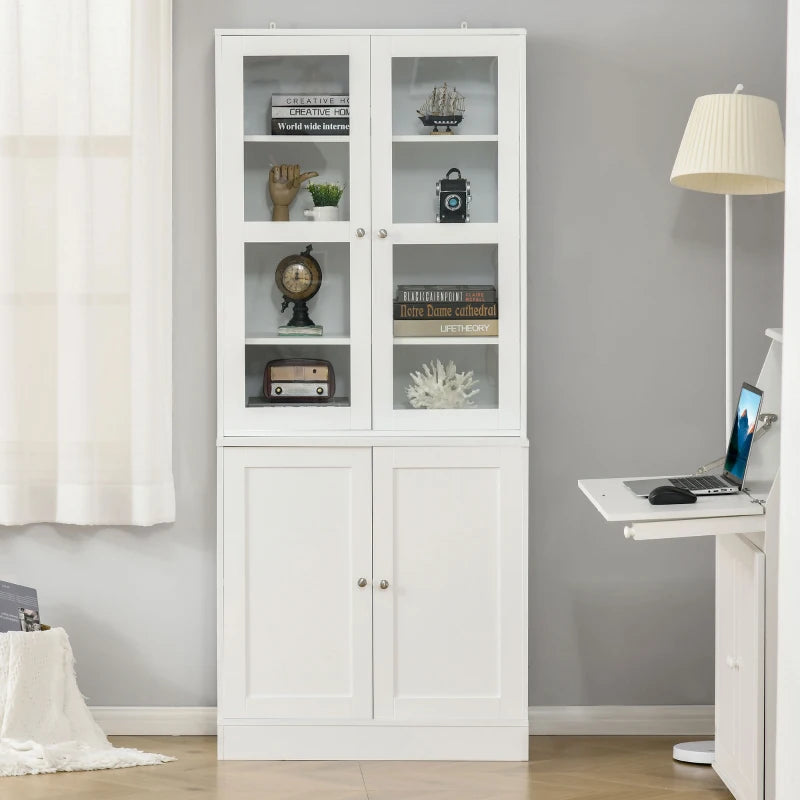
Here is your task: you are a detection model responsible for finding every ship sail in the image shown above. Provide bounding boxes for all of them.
[416,82,466,133]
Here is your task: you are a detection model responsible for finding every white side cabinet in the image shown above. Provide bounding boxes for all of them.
[715,534,766,800]
[216,28,529,760]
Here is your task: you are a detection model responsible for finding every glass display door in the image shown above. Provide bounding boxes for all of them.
[217,35,371,434]
[370,35,523,432]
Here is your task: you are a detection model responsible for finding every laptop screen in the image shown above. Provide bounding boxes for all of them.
[722,382,763,486]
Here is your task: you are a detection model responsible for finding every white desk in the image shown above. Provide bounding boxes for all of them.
[579,474,771,798]
[578,478,768,541]
[577,329,783,800]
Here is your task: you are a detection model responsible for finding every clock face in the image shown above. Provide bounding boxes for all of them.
[282,264,312,294]
[275,249,322,301]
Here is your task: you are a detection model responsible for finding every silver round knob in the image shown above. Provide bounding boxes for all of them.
[378,228,388,238]
[356,228,366,238]
[357,577,368,588]
[379,579,389,590]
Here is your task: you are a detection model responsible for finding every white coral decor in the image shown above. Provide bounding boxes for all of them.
[405,359,480,409]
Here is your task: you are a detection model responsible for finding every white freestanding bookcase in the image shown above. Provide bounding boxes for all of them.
[215,28,529,760]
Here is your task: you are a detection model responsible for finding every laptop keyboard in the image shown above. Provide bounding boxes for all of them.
[670,475,729,491]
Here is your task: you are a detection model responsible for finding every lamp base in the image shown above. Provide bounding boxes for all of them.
[673,740,714,765]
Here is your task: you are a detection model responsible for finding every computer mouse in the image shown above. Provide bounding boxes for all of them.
[648,485,698,505]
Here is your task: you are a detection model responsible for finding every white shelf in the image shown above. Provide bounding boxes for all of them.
[578,478,769,524]
[245,135,350,144]
[394,336,499,346]
[386,223,500,244]
[392,134,498,143]
[246,335,351,346]
[243,221,352,243]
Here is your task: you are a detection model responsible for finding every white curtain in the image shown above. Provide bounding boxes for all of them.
[0,0,174,525]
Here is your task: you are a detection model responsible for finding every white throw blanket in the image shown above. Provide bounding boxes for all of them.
[0,628,174,776]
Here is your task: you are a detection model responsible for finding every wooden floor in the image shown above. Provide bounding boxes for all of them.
[3,735,734,799]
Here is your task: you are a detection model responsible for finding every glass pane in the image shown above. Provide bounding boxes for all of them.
[392,56,497,136]
[246,344,351,408]
[394,344,498,411]
[244,141,350,221]
[245,242,350,337]
[392,141,497,223]
[243,55,350,136]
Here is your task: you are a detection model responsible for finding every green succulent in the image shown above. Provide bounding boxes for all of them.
[306,182,345,207]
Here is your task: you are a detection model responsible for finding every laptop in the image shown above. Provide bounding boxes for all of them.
[624,382,763,497]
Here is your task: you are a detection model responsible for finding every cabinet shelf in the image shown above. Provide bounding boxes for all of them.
[245,135,350,144]
[386,223,500,244]
[393,336,499,346]
[246,335,351,346]
[243,221,352,243]
[246,396,351,408]
[392,134,499,143]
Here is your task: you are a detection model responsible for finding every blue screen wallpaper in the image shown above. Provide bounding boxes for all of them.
[723,387,761,481]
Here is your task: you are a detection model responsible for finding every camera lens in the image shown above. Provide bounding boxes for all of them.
[445,194,462,211]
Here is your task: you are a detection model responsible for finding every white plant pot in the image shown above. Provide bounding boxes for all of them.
[304,206,339,222]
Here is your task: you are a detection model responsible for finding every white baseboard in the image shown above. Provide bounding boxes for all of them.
[90,706,217,736]
[89,705,714,738]
[529,705,714,736]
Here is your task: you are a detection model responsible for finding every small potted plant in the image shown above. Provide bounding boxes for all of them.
[304,182,345,221]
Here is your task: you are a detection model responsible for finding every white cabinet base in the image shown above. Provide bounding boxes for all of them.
[218,722,530,761]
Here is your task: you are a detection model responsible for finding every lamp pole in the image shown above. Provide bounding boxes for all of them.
[724,84,744,446]
[725,191,733,446]
[724,84,744,447]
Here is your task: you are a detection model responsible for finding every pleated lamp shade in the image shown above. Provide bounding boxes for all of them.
[671,92,785,195]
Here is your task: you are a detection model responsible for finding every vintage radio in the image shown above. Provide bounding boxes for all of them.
[263,358,335,402]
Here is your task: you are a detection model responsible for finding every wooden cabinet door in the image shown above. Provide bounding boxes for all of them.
[372,446,527,721]
[715,534,765,800]
[221,447,372,720]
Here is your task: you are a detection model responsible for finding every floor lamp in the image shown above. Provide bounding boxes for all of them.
[669,87,785,765]
[671,85,785,442]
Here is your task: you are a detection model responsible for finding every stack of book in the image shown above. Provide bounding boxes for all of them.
[393,285,498,337]
[270,94,350,136]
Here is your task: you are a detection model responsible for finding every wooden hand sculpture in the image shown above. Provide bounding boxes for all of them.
[268,164,319,221]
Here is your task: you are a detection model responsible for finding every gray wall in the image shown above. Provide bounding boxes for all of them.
[1,0,785,708]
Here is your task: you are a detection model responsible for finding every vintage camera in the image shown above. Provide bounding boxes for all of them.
[263,358,335,402]
[436,167,471,223]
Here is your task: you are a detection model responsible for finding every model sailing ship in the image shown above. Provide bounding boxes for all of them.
[417,83,465,134]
